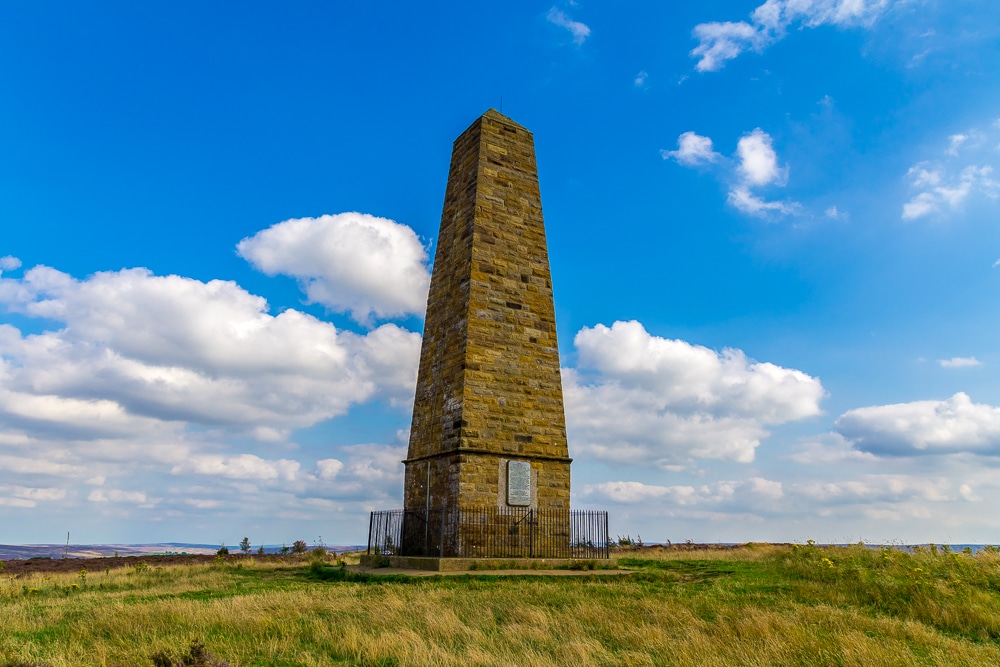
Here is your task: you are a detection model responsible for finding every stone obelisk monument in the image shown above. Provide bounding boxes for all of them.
[401,110,572,556]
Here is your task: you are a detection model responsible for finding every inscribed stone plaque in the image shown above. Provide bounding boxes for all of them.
[507,461,531,506]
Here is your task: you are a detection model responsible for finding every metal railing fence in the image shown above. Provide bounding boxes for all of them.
[367,507,609,559]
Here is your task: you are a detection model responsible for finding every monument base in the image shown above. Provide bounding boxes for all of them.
[359,555,614,571]
[366,508,610,560]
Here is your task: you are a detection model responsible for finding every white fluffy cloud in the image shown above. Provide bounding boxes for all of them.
[665,128,799,217]
[295,444,406,503]
[836,393,1000,456]
[691,0,891,72]
[172,454,301,482]
[315,458,345,481]
[564,320,824,467]
[237,213,431,324]
[546,7,590,45]
[903,164,998,220]
[730,128,799,215]
[661,131,720,166]
[0,256,20,275]
[737,129,785,186]
[902,122,1000,220]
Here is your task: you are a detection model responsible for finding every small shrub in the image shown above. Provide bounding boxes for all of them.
[216,544,229,556]
[311,536,330,559]
[279,544,290,555]
[239,537,251,555]
[292,540,308,554]
[615,535,643,548]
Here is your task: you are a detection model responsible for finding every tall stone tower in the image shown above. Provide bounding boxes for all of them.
[402,110,571,554]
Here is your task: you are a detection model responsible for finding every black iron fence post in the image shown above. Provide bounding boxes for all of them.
[439,508,446,557]
[604,511,609,559]
[528,508,534,558]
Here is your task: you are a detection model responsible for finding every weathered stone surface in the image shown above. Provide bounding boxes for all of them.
[403,110,572,522]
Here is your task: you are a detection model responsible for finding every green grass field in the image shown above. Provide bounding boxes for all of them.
[3,543,1000,666]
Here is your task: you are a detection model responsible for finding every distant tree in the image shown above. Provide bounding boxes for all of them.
[279,544,290,555]
[239,537,251,555]
[257,544,265,555]
[292,540,308,554]
[217,543,229,556]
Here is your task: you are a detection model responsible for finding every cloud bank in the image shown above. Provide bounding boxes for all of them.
[837,393,1000,457]
[0,223,424,529]
[0,266,420,434]
[564,320,824,468]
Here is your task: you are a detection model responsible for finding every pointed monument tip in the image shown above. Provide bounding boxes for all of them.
[481,108,530,132]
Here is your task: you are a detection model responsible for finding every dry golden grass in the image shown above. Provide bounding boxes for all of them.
[612,543,785,561]
[2,544,999,666]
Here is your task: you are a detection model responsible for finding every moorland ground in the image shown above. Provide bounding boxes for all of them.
[2,543,1000,666]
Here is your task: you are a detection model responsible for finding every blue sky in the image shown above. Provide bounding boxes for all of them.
[2,0,1000,546]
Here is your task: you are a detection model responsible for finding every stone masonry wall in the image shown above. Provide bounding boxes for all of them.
[404,109,571,521]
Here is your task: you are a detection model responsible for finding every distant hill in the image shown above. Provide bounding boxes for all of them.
[0,543,217,560]
[0,542,367,560]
